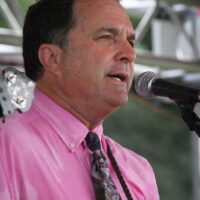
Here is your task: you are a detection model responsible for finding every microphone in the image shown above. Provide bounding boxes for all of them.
[134,71,200,102]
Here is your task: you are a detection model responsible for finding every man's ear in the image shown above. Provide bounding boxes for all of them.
[38,44,62,76]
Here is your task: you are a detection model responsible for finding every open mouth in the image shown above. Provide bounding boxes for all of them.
[107,74,127,82]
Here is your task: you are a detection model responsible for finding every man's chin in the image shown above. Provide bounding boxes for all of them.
[109,96,129,109]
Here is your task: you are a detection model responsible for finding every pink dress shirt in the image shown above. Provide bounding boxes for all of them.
[0,89,159,200]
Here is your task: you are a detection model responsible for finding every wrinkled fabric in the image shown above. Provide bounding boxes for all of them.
[0,89,159,200]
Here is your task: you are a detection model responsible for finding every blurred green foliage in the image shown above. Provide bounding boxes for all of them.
[17,0,34,12]
[131,16,152,50]
[0,12,9,28]
[104,95,192,200]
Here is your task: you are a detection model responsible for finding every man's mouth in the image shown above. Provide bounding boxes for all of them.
[107,73,128,82]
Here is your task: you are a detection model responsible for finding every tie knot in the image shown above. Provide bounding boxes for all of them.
[85,132,101,152]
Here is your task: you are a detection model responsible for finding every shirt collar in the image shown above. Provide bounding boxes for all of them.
[32,89,103,152]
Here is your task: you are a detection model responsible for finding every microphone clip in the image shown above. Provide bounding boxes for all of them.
[176,101,200,137]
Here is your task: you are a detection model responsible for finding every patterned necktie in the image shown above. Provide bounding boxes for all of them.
[85,132,122,200]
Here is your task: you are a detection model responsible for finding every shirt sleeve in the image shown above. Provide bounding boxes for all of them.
[0,155,11,200]
[105,136,160,200]
[122,147,160,200]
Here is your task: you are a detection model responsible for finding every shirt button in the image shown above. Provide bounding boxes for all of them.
[69,143,76,149]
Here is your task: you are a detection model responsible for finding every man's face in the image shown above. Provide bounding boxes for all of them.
[56,0,136,121]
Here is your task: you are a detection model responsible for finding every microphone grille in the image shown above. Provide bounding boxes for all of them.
[135,71,158,98]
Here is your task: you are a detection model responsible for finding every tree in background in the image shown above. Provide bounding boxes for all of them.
[104,94,192,200]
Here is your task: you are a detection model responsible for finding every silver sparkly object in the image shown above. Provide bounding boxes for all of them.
[0,67,35,120]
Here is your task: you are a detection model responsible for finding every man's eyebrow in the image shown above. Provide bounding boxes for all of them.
[92,27,135,41]
[92,27,119,36]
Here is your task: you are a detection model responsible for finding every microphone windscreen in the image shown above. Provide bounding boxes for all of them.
[134,71,158,98]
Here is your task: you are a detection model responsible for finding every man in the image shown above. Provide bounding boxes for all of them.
[0,0,159,199]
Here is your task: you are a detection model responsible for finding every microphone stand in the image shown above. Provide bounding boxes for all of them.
[176,100,200,137]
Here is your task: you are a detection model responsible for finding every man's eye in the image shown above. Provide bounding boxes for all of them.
[99,34,113,39]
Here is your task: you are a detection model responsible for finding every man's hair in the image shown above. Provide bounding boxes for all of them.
[23,0,76,81]
[23,0,120,81]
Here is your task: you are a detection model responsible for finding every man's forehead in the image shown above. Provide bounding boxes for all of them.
[74,0,123,16]
[74,0,131,25]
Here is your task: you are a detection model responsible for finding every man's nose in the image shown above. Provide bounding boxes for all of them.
[114,40,136,63]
